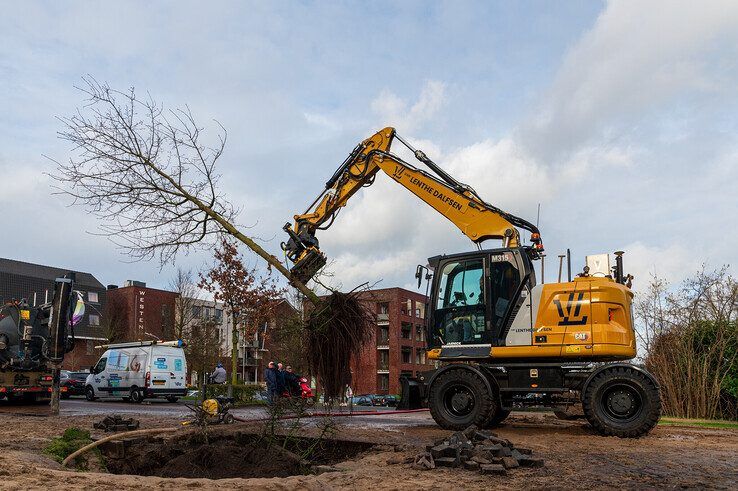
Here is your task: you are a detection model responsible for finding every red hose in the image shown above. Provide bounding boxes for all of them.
[233,407,428,423]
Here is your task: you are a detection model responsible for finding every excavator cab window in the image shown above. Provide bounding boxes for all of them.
[433,258,489,345]
[488,257,521,337]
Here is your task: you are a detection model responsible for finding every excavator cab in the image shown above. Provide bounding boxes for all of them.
[426,247,536,358]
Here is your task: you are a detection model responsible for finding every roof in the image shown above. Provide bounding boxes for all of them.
[0,258,105,289]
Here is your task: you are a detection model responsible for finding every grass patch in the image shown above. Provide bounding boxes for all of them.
[43,427,100,470]
[659,417,738,429]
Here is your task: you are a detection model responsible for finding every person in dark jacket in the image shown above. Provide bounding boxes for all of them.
[285,366,300,396]
[265,361,279,404]
[276,362,286,395]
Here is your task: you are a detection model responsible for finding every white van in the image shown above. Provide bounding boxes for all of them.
[85,340,187,403]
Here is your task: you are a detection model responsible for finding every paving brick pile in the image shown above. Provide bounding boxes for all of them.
[93,414,140,432]
[412,425,544,475]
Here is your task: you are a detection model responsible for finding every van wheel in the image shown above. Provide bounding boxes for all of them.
[130,387,144,403]
[85,386,96,401]
[166,396,179,403]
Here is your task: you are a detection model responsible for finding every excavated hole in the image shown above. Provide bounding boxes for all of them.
[101,431,375,479]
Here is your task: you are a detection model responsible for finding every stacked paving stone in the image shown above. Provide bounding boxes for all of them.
[413,425,543,475]
[93,414,140,432]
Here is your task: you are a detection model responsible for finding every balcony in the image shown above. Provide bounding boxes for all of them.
[377,313,389,324]
[242,357,259,366]
[376,344,389,350]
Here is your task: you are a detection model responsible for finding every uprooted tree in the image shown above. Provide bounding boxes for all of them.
[199,237,284,385]
[51,78,373,398]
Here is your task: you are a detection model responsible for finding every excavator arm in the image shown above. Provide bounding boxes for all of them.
[283,127,544,284]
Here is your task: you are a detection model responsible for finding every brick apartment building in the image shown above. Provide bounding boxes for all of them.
[105,280,178,342]
[349,287,436,395]
[0,257,108,370]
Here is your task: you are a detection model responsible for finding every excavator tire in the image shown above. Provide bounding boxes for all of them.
[485,406,511,428]
[428,368,494,430]
[582,365,661,438]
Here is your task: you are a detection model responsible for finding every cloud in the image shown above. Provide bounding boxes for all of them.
[522,0,738,162]
[318,1,738,290]
[371,80,446,133]
[618,241,702,293]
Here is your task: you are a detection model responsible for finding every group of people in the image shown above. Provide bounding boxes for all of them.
[265,361,301,403]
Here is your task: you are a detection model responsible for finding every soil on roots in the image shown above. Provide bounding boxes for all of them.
[102,431,374,479]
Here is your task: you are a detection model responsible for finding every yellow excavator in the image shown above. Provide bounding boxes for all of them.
[283,127,660,437]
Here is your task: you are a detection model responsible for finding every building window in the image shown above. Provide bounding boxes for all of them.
[89,314,100,326]
[378,302,389,314]
[86,339,94,355]
[203,307,212,319]
[214,308,223,323]
[401,323,412,339]
[192,306,201,318]
[378,374,389,391]
[416,349,426,365]
[401,347,412,364]
[415,326,422,341]
[378,351,389,370]
[87,291,99,303]
[378,326,389,344]
[416,302,425,319]
[401,299,412,316]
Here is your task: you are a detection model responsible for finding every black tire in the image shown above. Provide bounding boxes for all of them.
[166,396,179,403]
[582,366,661,438]
[85,385,96,401]
[485,406,511,428]
[223,413,235,424]
[130,386,144,403]
[428,368,494,430]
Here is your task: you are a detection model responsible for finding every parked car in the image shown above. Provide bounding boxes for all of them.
[61,370,89,398]
[382,395,399,407]
[351,395,375,406]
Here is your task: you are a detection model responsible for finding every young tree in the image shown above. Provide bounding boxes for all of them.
[50,78,318,303]
[169,268,202,341]
[185,319,223,391]
[199,238,284,385]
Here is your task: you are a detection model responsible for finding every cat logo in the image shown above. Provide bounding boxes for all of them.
[554,292,589,326]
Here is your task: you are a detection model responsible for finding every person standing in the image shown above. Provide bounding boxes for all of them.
[265,361,278,404]
[276,362,286,396]
[285,366,299,396]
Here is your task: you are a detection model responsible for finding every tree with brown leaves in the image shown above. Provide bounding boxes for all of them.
[199,238,284,385]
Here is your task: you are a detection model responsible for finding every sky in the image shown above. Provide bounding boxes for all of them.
[1,0,736,296]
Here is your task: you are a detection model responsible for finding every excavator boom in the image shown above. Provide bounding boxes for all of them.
[283,127,543,283]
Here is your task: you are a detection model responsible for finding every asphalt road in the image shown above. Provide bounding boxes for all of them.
[0,396,430,427]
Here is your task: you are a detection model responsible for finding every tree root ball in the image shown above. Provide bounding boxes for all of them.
[305,291,375,399]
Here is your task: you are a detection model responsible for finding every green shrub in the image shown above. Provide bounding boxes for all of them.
[43,427,97,470]
[207,383,264,405]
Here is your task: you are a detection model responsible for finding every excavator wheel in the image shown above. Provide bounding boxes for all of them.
[485,406,511,428]
[582,366,661,438]
[428,368,494,430]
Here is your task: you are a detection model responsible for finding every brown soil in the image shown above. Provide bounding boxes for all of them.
[104,431,374,479]
[0,412,735,490]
